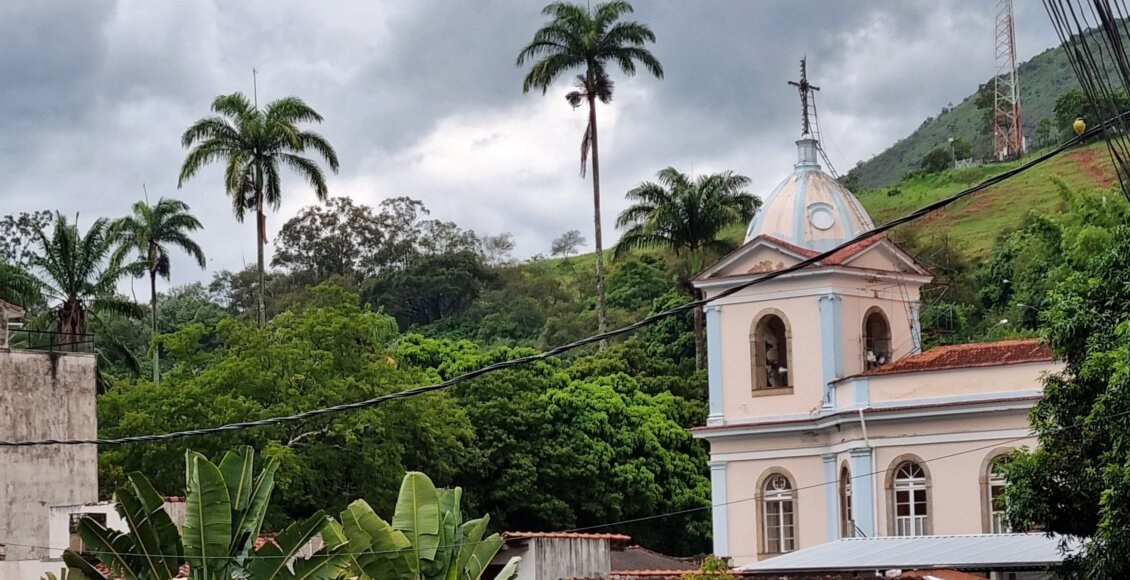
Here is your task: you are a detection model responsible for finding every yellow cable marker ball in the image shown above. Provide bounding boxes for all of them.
[1073,117,1087,136]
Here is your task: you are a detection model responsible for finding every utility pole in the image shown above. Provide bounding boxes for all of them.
[993,0,1023,159]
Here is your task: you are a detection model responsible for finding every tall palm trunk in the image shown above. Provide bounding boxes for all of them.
[255,182,267,328]
[587,92,608,347]
[150,268,159,383]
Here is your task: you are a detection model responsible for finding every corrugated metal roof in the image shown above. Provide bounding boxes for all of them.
[740,534,1076,572]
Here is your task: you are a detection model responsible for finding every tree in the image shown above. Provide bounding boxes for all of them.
[0,261,40,311]
[1004,225,1130,578]
[1035,117,1052,149]
[550,229,586,261]
[363,251,495,328]
[273,197,385,280]
[0,210,52,266]
[178,92,340,326]
[98,284,473,525]
[417,219,480,259]
[398,335,710,555]
[920,146,952,174]
[518,0,664,343]
[1053,88,1130,139]
[479,232,515,266]
[614,167,758,369]
[28,214,143,341]
[113,198,206,383]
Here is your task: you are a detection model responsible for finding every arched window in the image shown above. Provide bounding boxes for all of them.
[762,474,796,554]
[863,308,892,370]
[751,311,791,392]
[892,461,928,536]
[839,465,854,538]
[986,457,1011,534]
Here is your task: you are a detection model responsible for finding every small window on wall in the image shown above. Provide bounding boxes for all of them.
[988,459,1010,534]
[751,312,791,391]
[863,309,892,370]
[763,474,796,554]
[69,512,108,553]
[840,465,854,538]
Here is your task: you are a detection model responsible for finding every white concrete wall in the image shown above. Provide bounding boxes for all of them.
[0,559,60,580]
[531,538,609,580]
[0,350,97,561]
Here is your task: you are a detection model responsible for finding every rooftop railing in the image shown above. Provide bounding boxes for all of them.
[5,329,95,354]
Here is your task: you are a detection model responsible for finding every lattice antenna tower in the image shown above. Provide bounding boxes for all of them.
[993,0,1024,159]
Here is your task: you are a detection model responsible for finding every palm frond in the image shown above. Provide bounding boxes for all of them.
[295,131,340,172]
[279,154,329,199]
[210,92,255,119]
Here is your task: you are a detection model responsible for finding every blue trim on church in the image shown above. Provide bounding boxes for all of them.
[706,305,724,425]
[819,294,843,409]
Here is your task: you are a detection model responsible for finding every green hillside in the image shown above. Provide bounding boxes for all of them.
[856,140,1117,256]
[850,36,1094,190]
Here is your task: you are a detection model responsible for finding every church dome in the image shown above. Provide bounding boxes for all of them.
[744,138,874,251]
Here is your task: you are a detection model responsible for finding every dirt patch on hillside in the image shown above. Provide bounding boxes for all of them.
[1065,148,1115,188]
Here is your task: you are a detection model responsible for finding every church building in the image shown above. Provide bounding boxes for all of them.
[691,71,1059,567]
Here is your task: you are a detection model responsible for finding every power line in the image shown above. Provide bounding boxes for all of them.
[0,123,1112,449]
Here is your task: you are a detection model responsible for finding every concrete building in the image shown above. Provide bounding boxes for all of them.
[486,532,697,580]
[0,303,99,563]
[691,123,1059,566]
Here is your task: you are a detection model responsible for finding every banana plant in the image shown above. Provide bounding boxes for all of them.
[334,472,520,580]
[42,453,518,580]
[47,446,348,580]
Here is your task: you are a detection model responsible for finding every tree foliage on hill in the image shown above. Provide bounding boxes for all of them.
[98,284,473,527]
[398,334,709,555]
[1053,88,1130,139]
[1004,224,1130,579]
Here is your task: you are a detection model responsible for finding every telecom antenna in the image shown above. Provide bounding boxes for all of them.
[993,0,1023,159]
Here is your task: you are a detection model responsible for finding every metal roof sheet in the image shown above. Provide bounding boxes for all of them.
[739,534,1077,572]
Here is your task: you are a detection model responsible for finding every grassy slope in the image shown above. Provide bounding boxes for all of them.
[856,140,1117,256]
[557,141,1117,274]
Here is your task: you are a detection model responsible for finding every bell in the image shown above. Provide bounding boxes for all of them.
[1073,117,1087,136]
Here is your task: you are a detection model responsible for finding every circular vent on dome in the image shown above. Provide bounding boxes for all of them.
[808,203,836,230]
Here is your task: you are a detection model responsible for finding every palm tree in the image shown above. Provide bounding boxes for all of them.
[113,197,206,382]
[614,167,759,369]
[0,261,40,310]
[178,92,339,326]
[518,0,663,342]
[27,213,144,346]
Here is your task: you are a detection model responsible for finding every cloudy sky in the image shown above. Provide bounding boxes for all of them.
[1,1,1061,289]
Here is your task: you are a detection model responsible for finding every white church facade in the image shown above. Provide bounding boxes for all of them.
[691,131,1058,566]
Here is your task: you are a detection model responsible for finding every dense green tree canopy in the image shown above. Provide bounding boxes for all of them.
[98,284,472,526]
[1005,225,1130,578]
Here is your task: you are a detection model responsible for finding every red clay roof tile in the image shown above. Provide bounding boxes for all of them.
[863,338,1053,376]
[503,531,632,543]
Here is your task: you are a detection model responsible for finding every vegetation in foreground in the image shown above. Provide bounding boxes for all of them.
[50,446,518,580]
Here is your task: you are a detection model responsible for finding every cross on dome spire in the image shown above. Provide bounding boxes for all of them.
[787,57,819,138]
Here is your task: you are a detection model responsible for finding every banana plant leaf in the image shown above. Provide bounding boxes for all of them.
[392,471,441,573]
[338,499,414,579]
[183,451,233,577]
[244,512,334,579]
[74,517,141,580]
